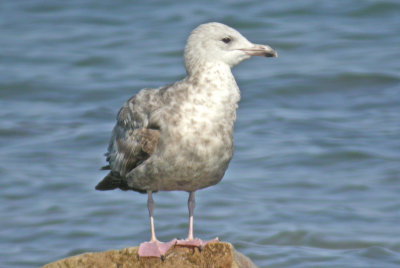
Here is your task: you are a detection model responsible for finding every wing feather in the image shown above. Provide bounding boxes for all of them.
[96,85,172,191]
[97,89,164,189]
[109,92,161,176]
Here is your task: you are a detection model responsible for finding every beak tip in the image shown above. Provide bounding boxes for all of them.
[265,50,278,58]
[241,45,278,58]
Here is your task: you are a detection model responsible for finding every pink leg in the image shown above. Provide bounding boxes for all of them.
[138,191,176,257]
[147,190,157,242]
[176,191,219,247]
[188,191,195,240]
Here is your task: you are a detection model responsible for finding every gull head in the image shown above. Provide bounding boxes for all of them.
[184,22,277,74]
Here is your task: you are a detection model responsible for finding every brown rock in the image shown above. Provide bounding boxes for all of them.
[43,242,258,268]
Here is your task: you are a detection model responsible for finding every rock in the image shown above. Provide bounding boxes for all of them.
[42,241,257,268]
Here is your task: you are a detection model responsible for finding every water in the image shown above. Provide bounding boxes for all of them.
[1,1,399,267]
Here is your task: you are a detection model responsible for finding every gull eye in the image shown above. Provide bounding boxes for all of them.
[222,37,231,44]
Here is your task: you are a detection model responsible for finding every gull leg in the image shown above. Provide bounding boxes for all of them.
[148,190,157,242]
[176,191,218,247]
[188,191,195,240]
[138,191,176,258]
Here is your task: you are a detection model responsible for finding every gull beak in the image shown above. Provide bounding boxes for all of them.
[241,44,278,58]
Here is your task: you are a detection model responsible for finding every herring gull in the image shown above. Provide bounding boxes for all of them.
[96,22,277,258]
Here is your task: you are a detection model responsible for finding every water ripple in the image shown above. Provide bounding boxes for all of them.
[1,1,400,267]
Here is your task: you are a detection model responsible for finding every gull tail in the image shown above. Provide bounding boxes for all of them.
[95,171,126,191]
[100,165,111,170]
[95,171,146,193]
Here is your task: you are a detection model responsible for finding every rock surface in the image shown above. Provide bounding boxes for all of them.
[43,242,257,268]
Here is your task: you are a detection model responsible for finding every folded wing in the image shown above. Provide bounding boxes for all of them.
[96,89,162,192]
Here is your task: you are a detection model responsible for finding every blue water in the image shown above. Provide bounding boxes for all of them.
[1,1,400,267]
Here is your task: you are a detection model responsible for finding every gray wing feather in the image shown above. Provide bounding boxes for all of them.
[105,89,162,178]
[96,85,172,191]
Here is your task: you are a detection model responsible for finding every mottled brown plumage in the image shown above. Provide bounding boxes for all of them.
[138,129,160,155]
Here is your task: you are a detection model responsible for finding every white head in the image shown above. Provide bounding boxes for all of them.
[184,22,277,75]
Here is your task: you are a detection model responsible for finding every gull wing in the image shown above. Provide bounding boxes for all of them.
[96,89,163,192]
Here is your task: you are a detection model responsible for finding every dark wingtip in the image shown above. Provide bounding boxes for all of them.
[95,182,106,190]
[95,172,120,191]
[95,172,149,193]
[100,165,111,170]
[95,182,116,191]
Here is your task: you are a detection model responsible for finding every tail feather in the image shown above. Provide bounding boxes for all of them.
[95,171,146,193]
[100,165,111,170]
[95,171,124,191]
